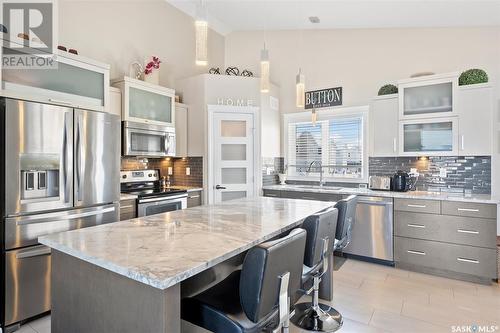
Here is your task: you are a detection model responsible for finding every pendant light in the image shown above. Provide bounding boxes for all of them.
[260,44,270,93]
[195,0,208,66]
[311,108,317,126]
[296,68,305,108]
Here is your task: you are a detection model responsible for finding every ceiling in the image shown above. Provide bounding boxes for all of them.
[166,0,500,35]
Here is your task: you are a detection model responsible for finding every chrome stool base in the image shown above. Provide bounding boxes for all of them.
[290,302,343,332]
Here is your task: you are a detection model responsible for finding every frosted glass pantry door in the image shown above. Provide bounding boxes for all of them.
[213,113,255,203]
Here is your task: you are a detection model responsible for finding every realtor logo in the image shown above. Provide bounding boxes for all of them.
[1,0,57,68]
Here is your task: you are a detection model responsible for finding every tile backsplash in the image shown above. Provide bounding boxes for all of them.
[369,156,491,194]
[121,157,203,188]
[262,157,284,186]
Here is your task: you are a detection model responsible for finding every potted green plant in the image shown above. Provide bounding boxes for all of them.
[378,84,398,96]
[459,69,488,86]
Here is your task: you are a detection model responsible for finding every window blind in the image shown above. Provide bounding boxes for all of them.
[287,116,364,179]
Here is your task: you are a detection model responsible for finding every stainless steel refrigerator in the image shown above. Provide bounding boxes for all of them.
[0,98,120,329]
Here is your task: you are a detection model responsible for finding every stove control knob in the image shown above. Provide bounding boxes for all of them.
[122,175,127,179]
[148,173,152,177]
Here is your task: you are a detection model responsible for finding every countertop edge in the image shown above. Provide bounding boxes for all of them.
[262,185,500,204]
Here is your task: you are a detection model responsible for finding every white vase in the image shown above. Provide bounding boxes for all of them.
[144,70,159,85]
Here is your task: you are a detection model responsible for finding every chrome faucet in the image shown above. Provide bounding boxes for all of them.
[307,161,325,187]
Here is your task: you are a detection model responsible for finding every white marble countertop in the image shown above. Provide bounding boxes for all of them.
[39,197,332,290]
[263,185,500,204]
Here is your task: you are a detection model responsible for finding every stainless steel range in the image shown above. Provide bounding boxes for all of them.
[120,170,187,217]
[1,98,120,330]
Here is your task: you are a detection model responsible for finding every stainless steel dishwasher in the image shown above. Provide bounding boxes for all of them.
[343,196,394,263]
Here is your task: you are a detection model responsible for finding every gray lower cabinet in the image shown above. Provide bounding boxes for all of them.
[120,199,137,221]
[264,189,341,202]
[187,190,203,208]
[394,198,497,282]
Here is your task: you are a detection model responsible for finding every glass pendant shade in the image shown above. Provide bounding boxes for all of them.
[195,20,208,66]
[260,48,270,93]
[296,69,305,108]
[311,109,317,126]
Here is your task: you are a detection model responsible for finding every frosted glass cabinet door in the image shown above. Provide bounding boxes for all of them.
[400,118,458,156]
[129,87,173,124]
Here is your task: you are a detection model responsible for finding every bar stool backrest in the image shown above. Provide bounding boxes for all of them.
[334,195,359,250]
[302,207,338,268]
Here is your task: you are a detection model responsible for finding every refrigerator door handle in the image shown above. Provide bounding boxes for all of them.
[62,111,71,203]
[15,206,116,226]
[15,245,51,259]
[75,113,83,202]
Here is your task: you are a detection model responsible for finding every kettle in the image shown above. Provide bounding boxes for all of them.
[392,170,410,192]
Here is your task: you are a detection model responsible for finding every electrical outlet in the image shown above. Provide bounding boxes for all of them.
[439,168,447,178]
[186,167,191,176]
[168,167,173,175]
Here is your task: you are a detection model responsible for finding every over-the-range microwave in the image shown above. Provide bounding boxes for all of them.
[122,121,176,157]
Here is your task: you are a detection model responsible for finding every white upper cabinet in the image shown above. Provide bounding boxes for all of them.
[113,77,175,127]
[457,84,493,156]
[399,117,459,156]
[398,73,458,120]
[1,47,109,112]
[370,94,399,157]
[175,103,188,157]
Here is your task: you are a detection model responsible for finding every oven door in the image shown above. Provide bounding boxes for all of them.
[138,195,187,217]
[123,124,175,157]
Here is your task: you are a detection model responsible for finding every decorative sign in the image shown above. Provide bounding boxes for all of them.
[305,87,342,110]
[216,97,254,107]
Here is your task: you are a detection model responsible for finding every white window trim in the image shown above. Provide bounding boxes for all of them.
[283,105,369,183]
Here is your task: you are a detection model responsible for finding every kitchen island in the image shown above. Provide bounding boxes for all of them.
[39,197,333,333]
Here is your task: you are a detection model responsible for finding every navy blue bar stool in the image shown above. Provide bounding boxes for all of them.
[181,228,307,333]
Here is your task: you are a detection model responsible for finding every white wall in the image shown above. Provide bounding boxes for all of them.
[225,27,500,113]
[59,0,225,89]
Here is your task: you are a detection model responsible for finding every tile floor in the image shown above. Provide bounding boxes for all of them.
[17,259,500,333]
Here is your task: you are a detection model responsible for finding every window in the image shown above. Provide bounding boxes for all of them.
[285,108,367,181]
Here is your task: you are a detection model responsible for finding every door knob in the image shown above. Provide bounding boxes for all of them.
[215,185,226,190]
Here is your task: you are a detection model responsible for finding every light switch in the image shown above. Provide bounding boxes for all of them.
[186,167,191,176]
[168,167,173,175]
[439,168,447,178]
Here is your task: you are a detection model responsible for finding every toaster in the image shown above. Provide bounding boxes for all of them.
[368,176,392,191]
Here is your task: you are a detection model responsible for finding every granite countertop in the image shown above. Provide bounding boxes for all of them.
[39,197,331,290]
[263,185,500,204]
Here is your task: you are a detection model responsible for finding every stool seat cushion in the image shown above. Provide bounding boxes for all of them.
[181,270,279,333]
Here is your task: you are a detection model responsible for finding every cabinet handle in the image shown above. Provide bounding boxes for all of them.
[188,195,200,199]
[120,205,134,209]
[393,138,397,153]
[49,98,73,106]
[461,135,465,150]
[457,229,479,235]
[266,194,278,197]
[457,257,479,264]
[407,250,426,256]
[407,204,426,208]
[457,208,479,212]
[302,196,316,200]
[407,223,426,229]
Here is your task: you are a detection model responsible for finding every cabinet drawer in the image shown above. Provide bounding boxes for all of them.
[441,201,497,219]
[263,189,281,198]
[394,198,440,214]
[394,211,496,248]
[187,191,202,208]
[395,237,497,279]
